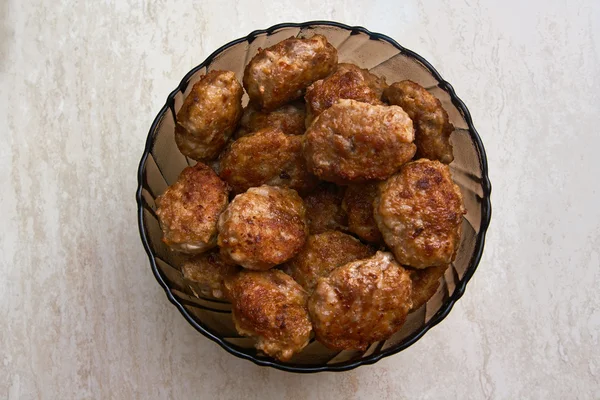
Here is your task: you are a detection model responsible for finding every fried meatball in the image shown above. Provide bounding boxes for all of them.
[305,63,387,126]
[374,159,466,268]
[224,269,312,361]
[304,99,416,184]
[218,186,308,270]
[384,80,454,163]
[243,35,338,111]
[219,128,317,195]
[181,251,239,299]
[236,101,306,138]
[409,265,448,311]
[156,162,229,254]
[283,231,374,293]
[342,182,384,244]
[308,252,413,350]
[175,70,243,161]
[338,63,388,98]
[303,183,347,234]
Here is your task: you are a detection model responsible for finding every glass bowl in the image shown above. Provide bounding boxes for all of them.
[136,21,492,373]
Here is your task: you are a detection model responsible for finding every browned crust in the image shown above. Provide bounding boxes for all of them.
[219,128,318,195]
[224,269,312,361]
[302,183,347,234]
[181,251,240,299]
[342,182,384,244]
[305,63,386,126]
[409,264,448,310]
[336,63,388,99]
[304,99,416,184]
[217,186,308,270]
[308,252,413,350]
[282,231,374,293]
[374,159,466,268]
[236,101,306,138]
[175,70,243,161]
[156,162,229,253]
[384,80,454,163]
[243,35,338,111]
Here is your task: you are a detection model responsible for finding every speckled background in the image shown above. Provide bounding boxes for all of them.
[1,1,599,399]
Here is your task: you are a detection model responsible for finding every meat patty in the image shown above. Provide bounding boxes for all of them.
[219,128,317,195]
[302,182,347,234]
[409,264,448,311]
[305,63,386,126]
[282,230,374,293]
[304,99,416,184]
[336,63,388,99]
[175,70,243,161]
[384,80,454,163]
[243,35,337,111]
[342,182,384,244]
[181,250,239,299]
[236,101,306,138]
[156,162,229,254]
[224,269,312,361]
[308,252,413,350]
[218,185,308,270]
[374,159,465,268]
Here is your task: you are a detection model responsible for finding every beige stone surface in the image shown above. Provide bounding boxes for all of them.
[1,1,599,398]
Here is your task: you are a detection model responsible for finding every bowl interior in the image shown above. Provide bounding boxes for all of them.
[137,22,491,372]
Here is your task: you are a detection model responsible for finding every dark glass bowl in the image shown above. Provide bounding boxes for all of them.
[136,21,492,373]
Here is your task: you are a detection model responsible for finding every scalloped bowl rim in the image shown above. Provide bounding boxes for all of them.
[135,20,492,373]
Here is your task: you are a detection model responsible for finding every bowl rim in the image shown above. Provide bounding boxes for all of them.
[135,20,492,373]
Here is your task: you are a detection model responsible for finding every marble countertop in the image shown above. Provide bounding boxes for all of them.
[1,0,599,398]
